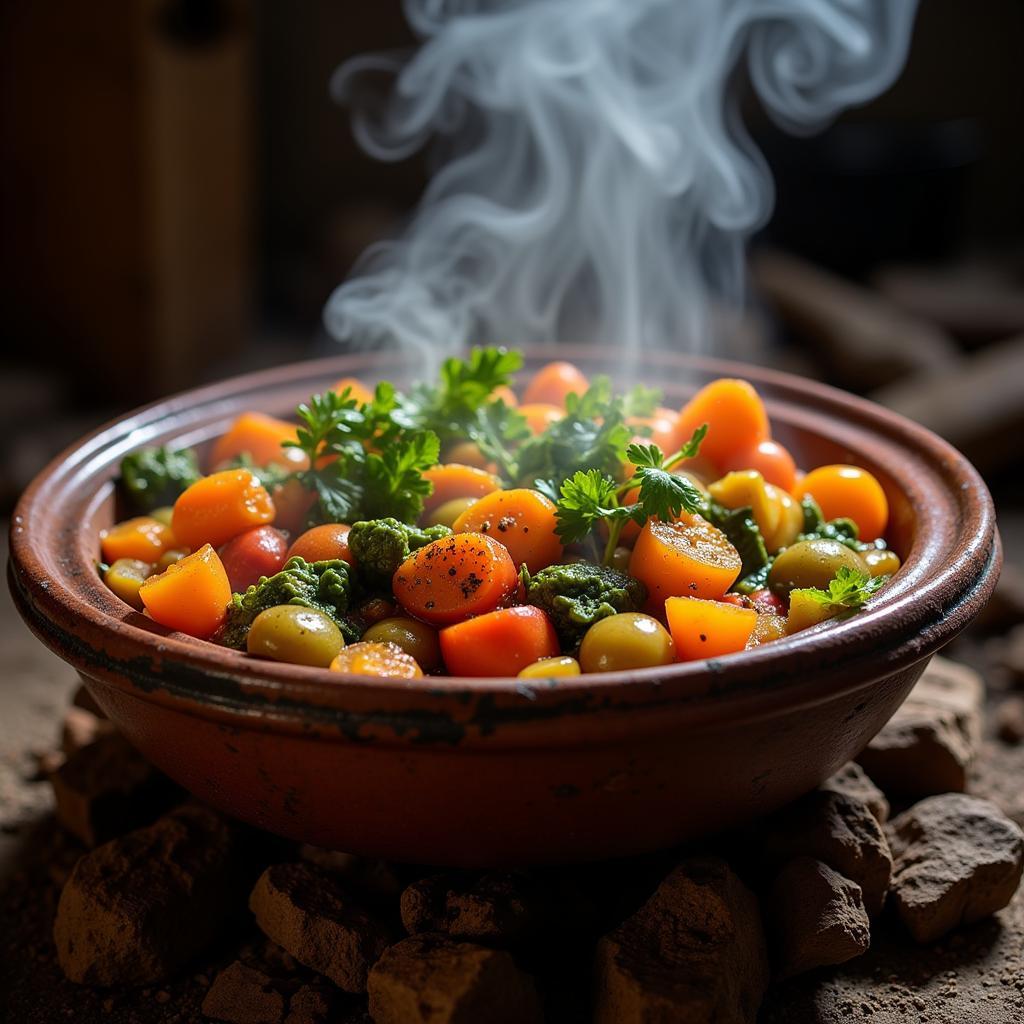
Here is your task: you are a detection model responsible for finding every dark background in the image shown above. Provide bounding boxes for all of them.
[1,0,1023,549]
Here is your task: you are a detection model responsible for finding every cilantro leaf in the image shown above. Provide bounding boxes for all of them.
[517,377,633,493]
[794,565,886,612]
[622,384,662,418]
[554,470,632,545]
[360,432,441,523]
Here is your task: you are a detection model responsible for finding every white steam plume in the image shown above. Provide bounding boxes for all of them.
[324,0,918,371]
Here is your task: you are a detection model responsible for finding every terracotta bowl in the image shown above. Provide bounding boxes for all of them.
[8,346,1000,866]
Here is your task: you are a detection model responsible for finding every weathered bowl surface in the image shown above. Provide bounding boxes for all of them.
[8,346,1000,865]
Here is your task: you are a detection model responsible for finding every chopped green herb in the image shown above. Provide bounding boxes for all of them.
[119,446,200,511]
[792,565,887,614]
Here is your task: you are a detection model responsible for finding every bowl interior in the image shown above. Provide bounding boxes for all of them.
[10,345,998,719]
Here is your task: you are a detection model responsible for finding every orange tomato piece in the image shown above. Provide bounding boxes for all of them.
[138,544,231,639]
[522,361,589,407]
[677,378,770,467]
[392,532,519,626]
[172,469,276,551]
[271,477,316,535]
[329,641,423,679]
[491,384,519,407]
[440,605,559,677]
[209,411,309,471]
[286,523,354,565]
[421,464,501,516]
[100,516,177,564]
[629,514,742,608]
[629,406,683,453]
[519,403,565,435]
[721,438,797,492]
[332,377,375,404]
[665,596,758,661]
[443,441,496,473]
[797,464,889,541]
[452,488,563,572]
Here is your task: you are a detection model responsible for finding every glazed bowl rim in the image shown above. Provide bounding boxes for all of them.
[8,345,1000,741]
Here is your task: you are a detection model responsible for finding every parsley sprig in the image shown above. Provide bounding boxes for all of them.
[287,384,440,526]
[396,347,529,480]
[793,565,886,613]
[554,425,708,565]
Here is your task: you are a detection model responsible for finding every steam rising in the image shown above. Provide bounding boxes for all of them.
[325,0,917,369]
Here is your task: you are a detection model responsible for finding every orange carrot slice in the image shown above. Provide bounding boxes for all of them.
[392,532,518,626]
[100,516,176,564]
[677,379,769,467]
[209,411,308,471]
[440,605,559,676]
[452,488,563,572]
[665,596,757,660]
[797,464,889,541]
[522,361,589,407]
[172,469,275,551]
[138,544,231,639]
[629,514,741,607]
[421,464,501,516]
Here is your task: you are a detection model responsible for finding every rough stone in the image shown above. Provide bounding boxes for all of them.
[401,871,543,943]
[767,857,871,979]
[47,731,177,846]
[53,804,242,985]
[60,706,115,756]
[249,863,392,993]
[760,790,893,917]
[887,793,1024,943]
[368,933,543,1024]
[282,984,337,1024]
[998,624,1024,684]
[201,962,285,1024]
[593,857,769,1024]
[857,656,984,799]
[995,696,1024,744]
[819,762,889,825]
[974,563,1024,633]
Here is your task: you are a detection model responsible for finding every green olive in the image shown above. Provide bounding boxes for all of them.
[246,606,343,667]
[104,558,154,610]
[862,548,901,578]
[610,545,633,573]
[150,506,175,527]
[361,616,441,673]
[427,496,479,529]
[578,613,675,673]
[768,539,867,598]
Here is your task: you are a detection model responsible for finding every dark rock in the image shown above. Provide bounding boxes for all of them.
[401,871,544,944]
[819,762,889,825]
[760,790,893,917]
[283,983,337,1024]
[368,933,542,1024]
[593,857,768,1024]
[997,624,1024,684]
[995,696,1024,745]
[60,706,115,757]
[202,962,286,1024]
[887,793,1024,943]
[47,731,178,846]
[857,656,983,799]
[974,563,1024,633]
[54,804,243,985]
[249,863,392,993]
[767,857,870,979]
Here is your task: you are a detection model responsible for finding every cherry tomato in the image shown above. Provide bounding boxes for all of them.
[218,526,288,593]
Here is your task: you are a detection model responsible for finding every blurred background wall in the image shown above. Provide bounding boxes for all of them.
[1,0,1023,553]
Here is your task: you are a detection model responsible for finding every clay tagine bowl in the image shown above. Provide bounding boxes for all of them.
[8,346,1000,866]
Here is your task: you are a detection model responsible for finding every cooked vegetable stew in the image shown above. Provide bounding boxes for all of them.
[99,349,899,677]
